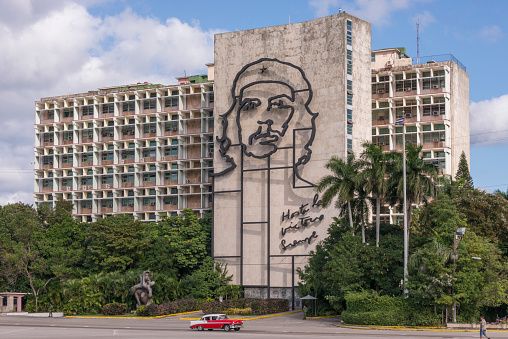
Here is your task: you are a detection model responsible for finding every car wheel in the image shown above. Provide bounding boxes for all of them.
[223,324,231,332]
[234,328,240,331]
[197,325,204,331]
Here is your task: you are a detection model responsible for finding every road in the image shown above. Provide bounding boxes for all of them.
[0,312,487,338]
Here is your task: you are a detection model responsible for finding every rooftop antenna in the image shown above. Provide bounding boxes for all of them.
[184,70,187,77]
[416,19,420,64]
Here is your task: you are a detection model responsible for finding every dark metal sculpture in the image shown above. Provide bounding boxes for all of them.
[130,271,155,308]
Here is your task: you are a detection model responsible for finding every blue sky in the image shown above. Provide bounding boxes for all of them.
[0,0,506,204]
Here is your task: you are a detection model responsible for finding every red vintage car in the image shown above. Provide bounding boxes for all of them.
[190,313,243,331]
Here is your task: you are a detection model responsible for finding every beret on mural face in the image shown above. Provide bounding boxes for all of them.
[232,58,311,98]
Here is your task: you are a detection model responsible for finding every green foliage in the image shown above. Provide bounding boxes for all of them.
[136,305,149,316]
[342,290,442,326]
[102,303,128,315]
[455,151,473,188]
[183,257,234,300]
[144,209,209,277]
[226,307,252,315]
[141,298,199,316]
[84,214,149,273]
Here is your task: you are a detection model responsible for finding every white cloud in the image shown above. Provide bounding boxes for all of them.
[310,0,434,27]
[0,0,218,205]
[411,10,435,30]
[309,0,339,17]
[470,94,508,146]
[479,25,504,44]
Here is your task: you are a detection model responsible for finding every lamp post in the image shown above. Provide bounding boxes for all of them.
[402,111,408,295]
[452,227,466,323]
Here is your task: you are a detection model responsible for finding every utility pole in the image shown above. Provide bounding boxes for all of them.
[402,111,408,295]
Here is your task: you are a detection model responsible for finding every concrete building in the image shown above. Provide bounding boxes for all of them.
[212,13,371,306]
[371,48,469,224]
[34,72,215,222]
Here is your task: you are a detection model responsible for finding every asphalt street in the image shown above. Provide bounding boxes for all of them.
[0,312,493,338]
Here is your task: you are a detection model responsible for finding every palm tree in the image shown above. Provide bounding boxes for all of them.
[351,176,372,243]
[317,154,362,230]
[360,141,390,247]
[386,143,438,226]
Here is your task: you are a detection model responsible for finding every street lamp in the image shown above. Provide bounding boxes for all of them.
[452,227,466,323]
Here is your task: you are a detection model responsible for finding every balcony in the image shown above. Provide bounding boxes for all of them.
[120,206,134,212]
[121,182,135,188]
[62,138,74,145]
[80,207,92,214]
[41,186,53,192]
[141,204,156,211]
[101,159,114,165]
[142,181,156,187]
[100,206,113,213]
[142,156,156,162]
[372,118,388,126]
[164,180,178,185]
[421,114,445,122]
[80,161,93,167]
[423,141,446,149]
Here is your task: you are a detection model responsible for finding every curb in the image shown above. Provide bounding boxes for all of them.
[338,322,508,333]
[67,310,200,319]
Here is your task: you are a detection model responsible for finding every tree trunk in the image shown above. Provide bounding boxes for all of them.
[361,220,365,243]
[376,197,381,247]
[347,201,354,234]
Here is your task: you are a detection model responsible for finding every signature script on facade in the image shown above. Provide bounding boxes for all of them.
[280,194,323,251]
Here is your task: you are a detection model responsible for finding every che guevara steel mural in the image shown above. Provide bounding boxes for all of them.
[212,58,324,292]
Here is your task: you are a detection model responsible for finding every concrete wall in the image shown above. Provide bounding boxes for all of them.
[213,13,371,290]
[450,62,470,177]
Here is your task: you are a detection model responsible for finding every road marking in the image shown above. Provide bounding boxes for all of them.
[113,330,118,335]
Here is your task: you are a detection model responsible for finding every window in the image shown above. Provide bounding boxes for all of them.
[347,124,352,135]
[103,103,114,114]
[347,30,352,46]
[422,125,431,132]
[209,93,214,103]
[81,177,92,185]
[102,151,113,160]
[165,171,178,181]
[63,108,73,118]
[143,197,156,206]
[63,131,73,141]
[347,80,352,91]
[82,153,92,162]
[347,139,352,151]
[347,109,352,121]
[371,53,375,62]
[122,174,134,183]
[82,129,93,140]
[347,94,352,105]
[143,173,156,182]
[423,152,431,159]
[122,101,135,112]
[143,99,156,110]
[82,106,93,116]
[347,20,352,30]
[43,133,54,142]
[143,123,156,134]
[122,198,134,207]
[62,154,73,164]
[165,121,178,131]
[81,200,92,209]
[379,128,389,135]
[406,126,417,133]
[62,178,72,186]
[434,124,445,131]
[42,179,53,187]
[165,146,178,156]
[165,97,178,108]
[101,199,113,208]
[101,176,113,184]
[372,128,376,136]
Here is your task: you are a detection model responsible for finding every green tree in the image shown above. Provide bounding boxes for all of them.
[84,214,149,273]
[454,151,473,188]
[386,143,438,227]
[145,209,209,278]
[360,142,390,247]
[493,188,508,201]
[317,155,362,230]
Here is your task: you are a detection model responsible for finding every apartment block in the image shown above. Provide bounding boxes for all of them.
[371,48,470,224]
[34,71,215,222]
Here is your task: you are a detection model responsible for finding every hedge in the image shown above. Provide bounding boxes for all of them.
[201,298,289,315]
[136,298,199,317]
[102,303,128,315]
[341,291,442,327]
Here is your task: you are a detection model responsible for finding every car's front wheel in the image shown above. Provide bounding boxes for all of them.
[197,325,204,331]
[234,328,240,331]
[223,324,231,332]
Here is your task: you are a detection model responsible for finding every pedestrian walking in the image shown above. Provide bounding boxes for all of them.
[480,316,490,339]
[49,304,53,318]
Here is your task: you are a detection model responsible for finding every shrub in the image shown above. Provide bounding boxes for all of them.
[136,298,200,317]
[102,303,128,315]
[136,305,150,316]
[226,307,252,315]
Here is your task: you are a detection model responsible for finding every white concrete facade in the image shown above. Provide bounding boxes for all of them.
[371,49,470,224]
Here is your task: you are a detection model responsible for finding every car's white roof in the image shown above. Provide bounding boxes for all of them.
[202,314,225,317]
